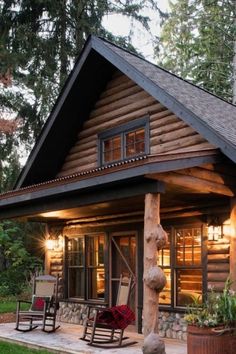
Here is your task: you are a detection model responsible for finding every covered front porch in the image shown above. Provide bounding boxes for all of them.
[0,322,187,354]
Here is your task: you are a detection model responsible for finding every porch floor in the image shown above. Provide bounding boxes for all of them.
[0,322,187,354]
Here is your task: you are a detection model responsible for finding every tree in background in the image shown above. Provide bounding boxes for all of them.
[0,221,43,295]
[155,0,235,103]
[0,118,21,193]
[1,0,165,152]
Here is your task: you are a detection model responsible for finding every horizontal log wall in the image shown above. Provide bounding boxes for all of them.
[207,224,230,291]
[57,71,214,177]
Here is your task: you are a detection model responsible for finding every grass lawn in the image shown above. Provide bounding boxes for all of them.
[0,297,30,313]
[0,341,55,354]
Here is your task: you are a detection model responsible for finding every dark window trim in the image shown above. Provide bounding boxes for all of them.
[66,233,106,303]
[98,116,150,166]
[159,223,207,311]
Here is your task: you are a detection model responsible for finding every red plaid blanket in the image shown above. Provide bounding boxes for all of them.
[96,305,135,330]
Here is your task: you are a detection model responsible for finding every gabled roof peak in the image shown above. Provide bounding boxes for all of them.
[15,35,236,189]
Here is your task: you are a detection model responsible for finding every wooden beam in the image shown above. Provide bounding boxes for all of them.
[230,198,236,291]
[177,167,236,187]
[146,172,235,196]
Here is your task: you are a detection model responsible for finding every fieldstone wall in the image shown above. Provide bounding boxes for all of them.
[158,311,187,341]
[57,301,88,325]
[57,302,187,341]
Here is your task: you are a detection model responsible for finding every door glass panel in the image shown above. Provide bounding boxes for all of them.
[111,235,136,310]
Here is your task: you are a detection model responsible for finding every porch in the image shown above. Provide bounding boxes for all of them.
[0,322,187,354]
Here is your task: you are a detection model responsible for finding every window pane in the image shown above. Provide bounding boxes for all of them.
[104,139,112,150]
[68,238,84,266]
[175,228,202,266]
[103,150,111,163]
[112,148,121,161]
[103,136,121,163]
[113,136,121,149]
[135,128,145,141]
[135,141,145,154]
[159,269,171,305]
[87,235,105,266]
[176,269,202,306]
[125,128,145,158]
[87,235,105,300]
[68,268,84,298]
[126,131,135,144]
[158,230,170,267]
[88,268,105,300]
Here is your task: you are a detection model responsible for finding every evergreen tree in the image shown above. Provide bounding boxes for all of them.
[156,0,235,102]
[1,0,164,150]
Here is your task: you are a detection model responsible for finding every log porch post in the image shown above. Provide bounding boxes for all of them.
[143,193,166,354]
[230,197,236,291]
[143,193,160,336]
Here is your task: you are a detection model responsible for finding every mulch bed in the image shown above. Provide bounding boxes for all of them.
[0,313,16,323]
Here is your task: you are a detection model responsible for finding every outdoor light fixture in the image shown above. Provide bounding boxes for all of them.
[45,237,57,250]
[45,235,64,250]
[207,217,223,241]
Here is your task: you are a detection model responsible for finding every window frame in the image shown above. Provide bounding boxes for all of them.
[66,233,106,302]
[98,116,150,166]
[159,224,207,311]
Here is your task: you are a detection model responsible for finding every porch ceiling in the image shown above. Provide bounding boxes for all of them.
[26,183,229,223]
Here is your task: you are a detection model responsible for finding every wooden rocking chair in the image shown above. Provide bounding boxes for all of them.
[15,274,60,333]
[81,275,137,348]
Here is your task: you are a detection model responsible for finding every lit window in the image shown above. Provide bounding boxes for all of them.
[67,234,105,300]
[159,226,204,308]
[99,117,149,165]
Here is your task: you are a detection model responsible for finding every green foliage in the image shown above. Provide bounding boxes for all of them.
[184,278,236,328]
[0,0,164,150]
[0,220,42,296]
[156,0,235,102]
[0,341,54,354]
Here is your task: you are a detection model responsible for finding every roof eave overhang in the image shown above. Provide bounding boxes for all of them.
[0,151,220,220]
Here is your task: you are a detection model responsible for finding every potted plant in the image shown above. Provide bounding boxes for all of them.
[184,278,236,354]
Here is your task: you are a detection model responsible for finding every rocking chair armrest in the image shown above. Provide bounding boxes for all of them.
[17,300,32,304]
[16,300,32,311]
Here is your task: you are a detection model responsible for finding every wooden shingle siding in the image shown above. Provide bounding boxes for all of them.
[57,71,215,177]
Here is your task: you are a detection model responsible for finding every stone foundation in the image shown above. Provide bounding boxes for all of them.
[158,311,187,341]
[58,302,187,341]
[58,301,88,325]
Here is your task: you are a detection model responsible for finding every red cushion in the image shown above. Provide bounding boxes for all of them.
[31,296,51,311]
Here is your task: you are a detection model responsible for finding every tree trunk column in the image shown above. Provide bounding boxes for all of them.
[230,198,236,291]
[143,193,160,336]
[143,193,167,354]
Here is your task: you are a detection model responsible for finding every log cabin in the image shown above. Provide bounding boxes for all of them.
[0,35,236,340]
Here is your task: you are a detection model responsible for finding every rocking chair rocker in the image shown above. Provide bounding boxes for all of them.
[81,275,137,348]
[15,274,60,333]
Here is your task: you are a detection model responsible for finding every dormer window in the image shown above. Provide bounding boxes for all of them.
[99,116,149,166]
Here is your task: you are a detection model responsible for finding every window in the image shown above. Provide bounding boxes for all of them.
[99,117,149,165]
[67,234,105,300]
[159,225,204,308]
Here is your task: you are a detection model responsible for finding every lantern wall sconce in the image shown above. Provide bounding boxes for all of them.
[45,235,64,250]
[207,216,223,241]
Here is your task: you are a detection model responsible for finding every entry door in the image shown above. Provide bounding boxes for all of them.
[110,233,136,312]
